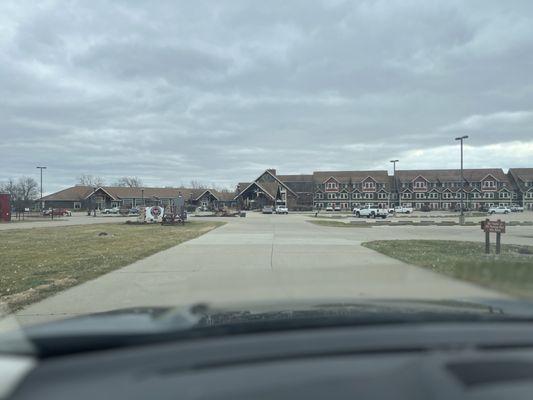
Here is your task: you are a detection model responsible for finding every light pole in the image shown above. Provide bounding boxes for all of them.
[93,186,97,217]
[141,189,145,206]
[36,166,47,211]
[390,160,399,207]
[455,135,468,224]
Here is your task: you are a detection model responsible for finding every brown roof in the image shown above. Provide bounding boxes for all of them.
[212,190,237,201]
[313,170,390,184]
[509,168,533,182]
[277,174,313,182]
[396,169,509,183]
[41,186,93,201]
[44,186,210,201]
[101,186,205,200]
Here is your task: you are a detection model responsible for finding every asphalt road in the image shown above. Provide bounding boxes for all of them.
[14,212,511,326]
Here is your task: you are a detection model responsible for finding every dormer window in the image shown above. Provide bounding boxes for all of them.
[364,181,375,189]
[414,181,427,189]
[326,182,338,190]
[483,181,496,188]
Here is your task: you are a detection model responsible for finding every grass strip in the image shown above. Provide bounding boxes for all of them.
[362,240,533,298]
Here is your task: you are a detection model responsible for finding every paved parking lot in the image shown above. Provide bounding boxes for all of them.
[15,211,530,325]
[0,214,136,230]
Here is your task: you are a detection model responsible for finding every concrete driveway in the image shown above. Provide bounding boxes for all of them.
[15,212,507,325]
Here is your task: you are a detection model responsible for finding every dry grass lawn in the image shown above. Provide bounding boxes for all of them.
[0,221,223,311]
[363,240,533,298]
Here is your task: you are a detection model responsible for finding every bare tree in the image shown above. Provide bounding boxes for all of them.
[1,177,38,211]
[17,176,39,201]
[77,174,105,187]
[189,180,208,189]
[114,176,143,187]
[0,178,18,198]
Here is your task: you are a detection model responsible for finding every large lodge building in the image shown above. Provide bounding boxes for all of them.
[40,167,533,212]
[235,168,533,211]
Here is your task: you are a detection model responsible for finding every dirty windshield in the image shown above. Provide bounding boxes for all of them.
[1,1,533,336]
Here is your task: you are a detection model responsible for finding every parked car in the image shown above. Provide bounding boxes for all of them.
[394,206,414,214]
[43,208,71,216]
[325,206,334,212]
[128,207,140,215]
[488,206,511,214]
[102,207,120,214]
[262,206,273,214]
[353,205,388,219]
[420,205,431,212]
[275,206,288,214]
[510,204,524,212]
[334,206,341,211]
[453,206,470,212]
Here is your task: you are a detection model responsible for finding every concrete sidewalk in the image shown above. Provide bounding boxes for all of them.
[15,213,506,325]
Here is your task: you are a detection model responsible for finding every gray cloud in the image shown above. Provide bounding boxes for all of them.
[1,0,532,193]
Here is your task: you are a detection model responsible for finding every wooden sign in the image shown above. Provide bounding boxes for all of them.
[481,219,506,234]
[481,219,505,254]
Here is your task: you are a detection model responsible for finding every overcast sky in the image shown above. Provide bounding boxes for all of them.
[1,0,532,194]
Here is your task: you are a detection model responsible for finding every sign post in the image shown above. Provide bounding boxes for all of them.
[481,219,505,255]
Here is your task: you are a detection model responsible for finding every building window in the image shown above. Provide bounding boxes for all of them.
[339,193,348,199]
[73,202,81,209]
[363,181,376,189]
[443,192,452,199]
[402,192,412,199]
[499,191,509,198]
[378,193,388,199]
[414,181,427,189]
[428,193,438,199]
[364,193,374,199]
[352,192,361,199]
[483,180,496,188]
[484,192,495,199]
[315,193,323,199]
[471,192,480,199]
[326,182,338,190]
[416,193,425,199]
[327,193,337,199]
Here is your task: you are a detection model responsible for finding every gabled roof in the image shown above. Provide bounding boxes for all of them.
[234,181,276,201]
[411,175,429,183]
[259,170,298,197]
[84,187,118,201]
[508,168,533,191]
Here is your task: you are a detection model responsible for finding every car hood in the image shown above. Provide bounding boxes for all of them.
[3,298,533,357]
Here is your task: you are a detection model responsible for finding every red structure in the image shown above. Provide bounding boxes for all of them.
[0,193,11,222]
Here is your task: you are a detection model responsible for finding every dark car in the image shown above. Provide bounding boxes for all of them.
[262,206,274,214]
[43,208,71,216]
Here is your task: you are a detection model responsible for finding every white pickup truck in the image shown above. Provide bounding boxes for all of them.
[353,205,388,219]
[488,206,511,214]
[394,206,414,214]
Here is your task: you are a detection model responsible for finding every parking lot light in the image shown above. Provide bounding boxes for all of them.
[455,135,468,224]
